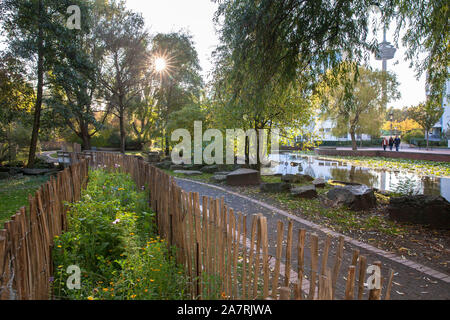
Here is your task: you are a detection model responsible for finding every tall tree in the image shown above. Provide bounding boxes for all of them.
[317,64,400,150]
[47,0,110,151]
[1,0,87,166]
[128,80,159,149]
[212,0,378,166]
[0,54,35,163]
[98,1,150,153]
[151,32,203,155]
[407,100,444,148]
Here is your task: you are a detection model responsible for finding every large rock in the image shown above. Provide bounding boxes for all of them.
[215,171,231,176]
[226,168,260,186]
[291,185,317,199]
[147,152,160,163]
[312,178,327,188]
[22,168,59,176]
[260,182,291,193]
[183,164,204,170]
[170,164,185,171]
[155,161,172,170]
[326,185,377,211]
[201,165,220,174]
[281,174,314,184]
[388,195,450,229]
[173,170,203,176]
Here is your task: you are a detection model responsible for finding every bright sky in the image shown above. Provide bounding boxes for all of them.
[125,0,427,110]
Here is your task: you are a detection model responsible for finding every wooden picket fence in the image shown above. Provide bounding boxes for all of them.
[83,152,395,300]
[0,159,88,300]
[1,151,394,300]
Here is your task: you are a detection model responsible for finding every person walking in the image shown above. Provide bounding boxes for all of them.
[382,137,388,151]
[389,137,394,151]
[394,135,401,152]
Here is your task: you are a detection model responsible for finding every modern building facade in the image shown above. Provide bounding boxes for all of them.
[431,75,450,138]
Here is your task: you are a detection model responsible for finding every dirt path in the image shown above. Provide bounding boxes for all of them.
[175,178,450,300]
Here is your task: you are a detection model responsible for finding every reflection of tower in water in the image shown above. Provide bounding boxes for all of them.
[380,170,387,191]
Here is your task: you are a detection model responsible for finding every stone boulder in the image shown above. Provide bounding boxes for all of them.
[173,170,203,176]
[291,185,318,199]
[312,178,327,188]
[226,168,260,186]
[201,165,220,174]
[260,182,291,193]
[387,195,450,229]
[211,175,227,183]
[183,164,204,170]
[281,174,314,184]
[22,168,59,176]
[170,164,185,171]
[147,152,161,163]
[215,171,231,176]
[155,161,172,170]
[326,185,377,211]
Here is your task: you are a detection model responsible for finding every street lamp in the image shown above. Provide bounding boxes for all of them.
[389,111,394,137]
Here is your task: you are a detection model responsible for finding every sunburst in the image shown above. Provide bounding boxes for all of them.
[151,51,174,79]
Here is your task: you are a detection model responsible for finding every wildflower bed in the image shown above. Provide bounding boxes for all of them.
[52,169,188,300]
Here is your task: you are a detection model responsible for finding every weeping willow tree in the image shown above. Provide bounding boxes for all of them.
[316,64,400,150]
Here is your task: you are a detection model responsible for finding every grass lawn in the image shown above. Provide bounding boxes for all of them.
[0,175,49,227]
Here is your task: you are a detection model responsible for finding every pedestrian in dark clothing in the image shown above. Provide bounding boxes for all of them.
[394,135,401,152]
[382,137,388,151]
[389,137,394,151]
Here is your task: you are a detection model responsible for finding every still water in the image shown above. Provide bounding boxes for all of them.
[262,153,450,202]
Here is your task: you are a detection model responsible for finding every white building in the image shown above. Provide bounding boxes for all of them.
[314,119,372,142]
[431,75,450,138]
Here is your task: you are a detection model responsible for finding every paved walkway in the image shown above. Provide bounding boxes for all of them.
[175,178,450,300]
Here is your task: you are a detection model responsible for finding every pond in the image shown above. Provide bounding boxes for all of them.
[262,153,450,202]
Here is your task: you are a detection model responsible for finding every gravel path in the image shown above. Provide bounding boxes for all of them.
[175,178,450,300]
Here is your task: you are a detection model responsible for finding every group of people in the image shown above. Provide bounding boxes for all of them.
[382,136,401,151]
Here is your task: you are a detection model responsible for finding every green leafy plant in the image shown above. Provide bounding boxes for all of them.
[52,169,187,300]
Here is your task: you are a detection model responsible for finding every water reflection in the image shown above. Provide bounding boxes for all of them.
[263,153,450,201]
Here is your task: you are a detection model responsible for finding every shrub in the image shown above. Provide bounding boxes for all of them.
[52,169,187,300]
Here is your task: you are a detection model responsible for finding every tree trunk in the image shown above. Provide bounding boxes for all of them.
[27,0,44,168]
[165,132,170,156]
[350,131,357,151]
[119,107,126,154]
[426,130,429,149]
[79,121,92,151]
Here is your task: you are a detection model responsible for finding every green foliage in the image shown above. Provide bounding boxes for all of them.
[402,129,425,143]
[0,175,49,227]
[52,169,187,300]
[387,0,449,106]
[151,32,204,153]
[407,100,444,147]
[316,64,400,150]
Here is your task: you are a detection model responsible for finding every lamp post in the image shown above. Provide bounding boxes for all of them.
[390,111,394,137]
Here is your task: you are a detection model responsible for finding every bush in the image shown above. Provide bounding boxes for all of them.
[52,169,187,300]
[403,129,424,144]
[318,139,383,147]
